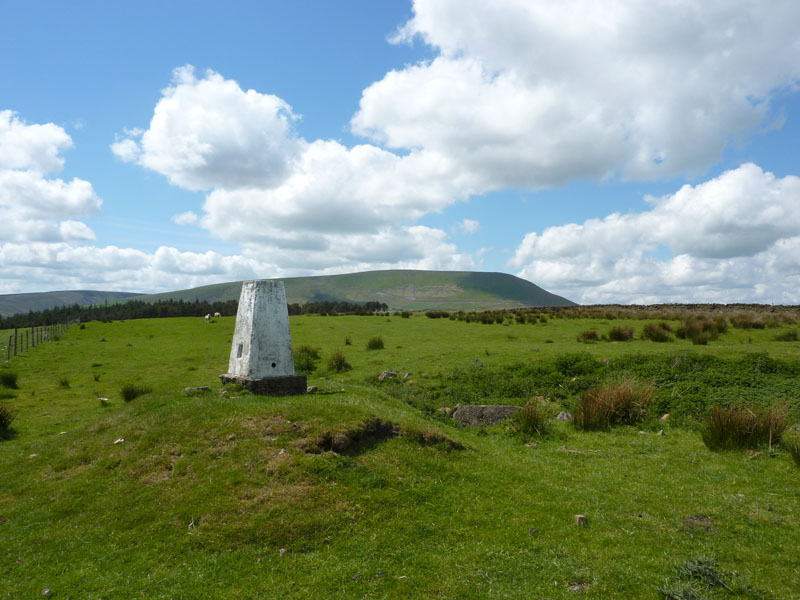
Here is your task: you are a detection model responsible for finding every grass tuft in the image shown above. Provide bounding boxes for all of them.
[366,336,385,350]
[120,382,152,403]
[0,403,16,434]
[513,398,553,437]
[0,371,19,389]
[701,403,788,450]
[57,376,70,388]
[327,349,351,372]
[574,376,654,430]
[577,329,599,342]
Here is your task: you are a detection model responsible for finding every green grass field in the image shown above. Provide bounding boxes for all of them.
[1,314,799,598]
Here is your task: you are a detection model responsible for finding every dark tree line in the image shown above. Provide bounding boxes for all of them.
[0,298,390,329]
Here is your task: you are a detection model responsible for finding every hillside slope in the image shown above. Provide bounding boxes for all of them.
[138,270,575,310]
[0,290,141,317]
[0,270,574,316]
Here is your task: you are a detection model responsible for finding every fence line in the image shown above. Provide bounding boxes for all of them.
[4,320,79,362]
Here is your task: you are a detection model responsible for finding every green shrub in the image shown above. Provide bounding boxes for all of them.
[294,350,319,374]
[577,329,599,342]
[120,382,152,403]
[0,371,18,389]
[426,311,450,319]
[773,329,799,342]
[574,376,654,430]
[0,403,16,433]
[327,349,351,372]
[701,403,788,450]
[366,336,385,350]
[608,326,634,341]
[642,322,673,342]
[400,311,411,319]
[513,398,553,437]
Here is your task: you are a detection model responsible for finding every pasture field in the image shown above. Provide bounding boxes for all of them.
[1,312,799,599]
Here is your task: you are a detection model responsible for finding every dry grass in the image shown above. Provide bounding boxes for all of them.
[701,403,788,450]
[574,376,654,430]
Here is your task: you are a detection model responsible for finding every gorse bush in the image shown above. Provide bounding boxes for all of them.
[513,398,553,437]
[0,371,18,389]
[327,349,351,372]
[120,382,152,403]
[574,376,654,430]
[608,326,634,341]
[642,322,673,342]
[701,403,788,450]
[366,336,385,350]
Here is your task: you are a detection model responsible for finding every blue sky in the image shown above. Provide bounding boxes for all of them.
[1,0,799,304]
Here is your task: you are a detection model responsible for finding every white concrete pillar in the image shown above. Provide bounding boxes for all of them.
[228,280,296,378]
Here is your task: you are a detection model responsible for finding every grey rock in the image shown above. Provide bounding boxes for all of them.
[378,370,397,381]
[307,386,318,393]
[574,514,587,527]
[556,411,572,421]
[184,386,211,394]
[450,404,521,427]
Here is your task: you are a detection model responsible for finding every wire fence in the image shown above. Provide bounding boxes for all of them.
[4,321,79,362]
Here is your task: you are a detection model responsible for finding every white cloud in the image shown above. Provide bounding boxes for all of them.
[456,219,480,234]
[172,211,199,226]
[510,164,800,303]
[0,110,74,173]
[354,0,800,187]
[0,112,101,244]
[111,65,302,191]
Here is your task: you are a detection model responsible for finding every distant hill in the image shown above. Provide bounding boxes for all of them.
[138,270,574,310]
[0,270,575,316]
[0,290,142,318]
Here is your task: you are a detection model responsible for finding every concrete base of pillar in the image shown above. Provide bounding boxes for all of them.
[219,373,307,396]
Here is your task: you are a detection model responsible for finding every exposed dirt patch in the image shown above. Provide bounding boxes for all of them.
[682,515,714,533]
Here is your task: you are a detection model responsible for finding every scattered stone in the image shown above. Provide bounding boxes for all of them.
[29,454,38,458]
[227,434,236,441]
[60,431,67,435]
[568,581,591,592]
[378,370,397,381]
[306,386,317,393]
[656,429,664,436]
[220,390,228,396]
[525,441,538,447]
[639,431,646,434]
[403,372,411,379]
[41,589,51,597]
[747,451,764,459]
[98,397,110,407]
[279,548,288,556]
[558,445,586,455]
[450,404,521,427]
[556,411,572,422]
[574,515,587,527]
[632,513,643,519]
[184,386,211,394]
[661,413,670,420]
[113,438,125,444]
[278,449,286,455]
[436,407,451,414]
[789,424,800,432]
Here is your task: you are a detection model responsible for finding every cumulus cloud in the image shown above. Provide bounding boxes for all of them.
[114,67,480,275]
[111,66,302,191]
[456,219,480,234]
[510,164,800,303]
[353,0,800,187]
[0,112,101,244]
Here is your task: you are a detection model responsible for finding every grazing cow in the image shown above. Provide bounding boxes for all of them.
[214,312,221,318]
[204,314,211,323]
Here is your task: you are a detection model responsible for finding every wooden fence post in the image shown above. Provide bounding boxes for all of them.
[6,336,10,361]
[13,328,17,356]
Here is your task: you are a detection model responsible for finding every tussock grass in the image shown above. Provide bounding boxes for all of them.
[513,398,553,437]
[0,370,18,389]
[120,382,152,403]
[577,329,599,342]
[57,376,70,388]
[608,326,634,341]
[0,403,16,433]
[701,403,788,450]
[642,322,673,342]
[327,349,351,372]
[574,376,654,430]
[366,336,384,350]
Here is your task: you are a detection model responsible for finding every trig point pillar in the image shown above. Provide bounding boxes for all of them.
[219,280,306,396]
